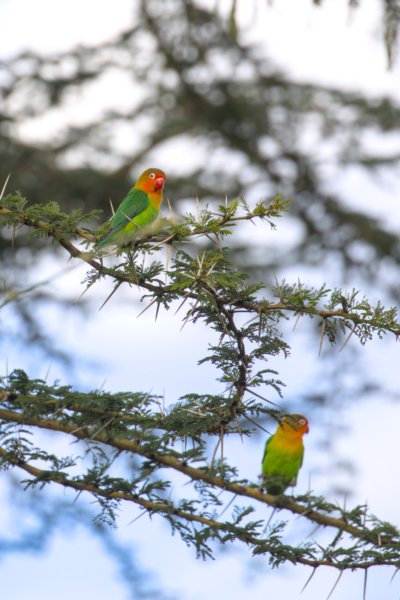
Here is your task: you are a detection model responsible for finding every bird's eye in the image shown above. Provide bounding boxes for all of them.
[299,418,306,425]
[149,172,156,179]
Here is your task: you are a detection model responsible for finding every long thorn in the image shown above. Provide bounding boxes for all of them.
[165,243,171,283]
[98,281,122,311]
[339,327,355,352]
[263,507,277,533]
[0,173,11,200]
[137,297,158,318]
[300,567,317,594]
[241,412,271,434]
[75,277,98,304]
[108,198,115,216]
[218,493,237,519]
[167,196,174,219]
[244,386,281,408]
[363,569,368,600]
[293,312,302,331]
[72,490,83,504]
[90,417,115,439]
[44,362,52,382]
[195,196,200,223]
[210,437,221,468]
[155,300,161,322]
[326,571,343,600]
[128,509,147,526]
[319,318,326,356]
[220,425,225,477]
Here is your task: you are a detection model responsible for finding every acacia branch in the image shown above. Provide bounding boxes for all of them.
[0,406,398,554]
[2,443,397,570]
[1,203,399,336]
[3,443,393,570]
[47,236,400,339]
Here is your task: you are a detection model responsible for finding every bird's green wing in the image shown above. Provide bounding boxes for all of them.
[107,188,149,236]
[263,442,304,478]
[262,436,272,466]
[262,435,304,494]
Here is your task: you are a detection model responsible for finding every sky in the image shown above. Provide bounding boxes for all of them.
[1,1,400,599]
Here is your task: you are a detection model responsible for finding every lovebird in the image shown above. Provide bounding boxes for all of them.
[261,414,309,495]
[97,167,167,248]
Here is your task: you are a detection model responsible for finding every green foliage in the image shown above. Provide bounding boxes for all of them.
[0,191,101,239]
[0,192,399,574]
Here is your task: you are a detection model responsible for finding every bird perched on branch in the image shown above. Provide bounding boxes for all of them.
[261,414,309,495]
[97,167,167,248]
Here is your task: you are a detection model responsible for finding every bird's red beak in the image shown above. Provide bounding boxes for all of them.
[155,176,165,190]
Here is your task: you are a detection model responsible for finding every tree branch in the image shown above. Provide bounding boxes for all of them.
[0,406,398,556]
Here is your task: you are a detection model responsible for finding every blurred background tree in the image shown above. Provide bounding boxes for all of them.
[1,1,400,598]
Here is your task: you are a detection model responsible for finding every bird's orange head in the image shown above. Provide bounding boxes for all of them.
[280,414,309,437]
[135,168,166,194]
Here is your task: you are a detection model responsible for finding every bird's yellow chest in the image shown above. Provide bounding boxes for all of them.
[148,192,163,210]
[269,432,302,455]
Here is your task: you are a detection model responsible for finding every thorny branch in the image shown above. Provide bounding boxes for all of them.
[1,199,398,337]
[0,406,399,571]
[1,193,400,573]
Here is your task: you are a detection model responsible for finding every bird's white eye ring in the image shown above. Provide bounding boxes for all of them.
[149,172,156,179]
[299,418,306,425]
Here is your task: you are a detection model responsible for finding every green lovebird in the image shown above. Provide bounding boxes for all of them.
[97,167,167,248]
[261,414,309,495]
